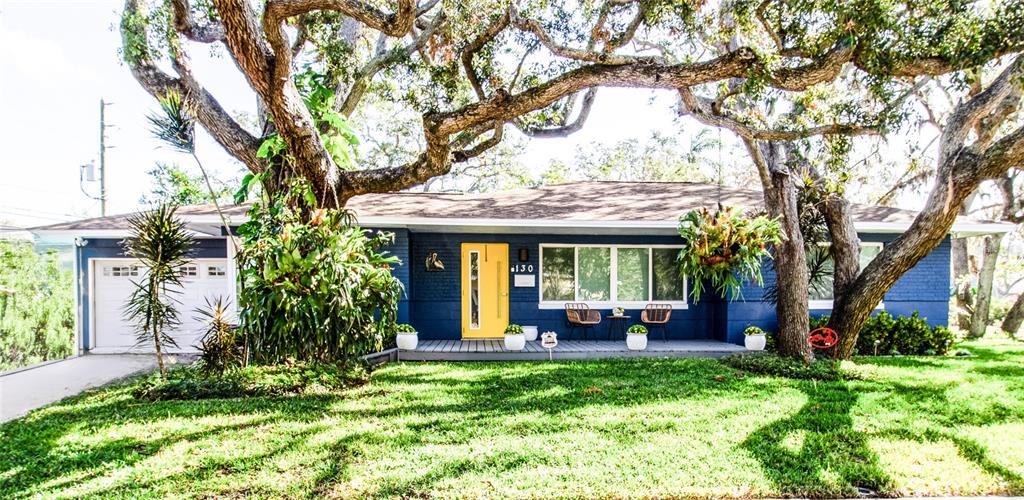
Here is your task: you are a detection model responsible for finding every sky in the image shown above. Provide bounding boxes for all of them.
[0,0,710,230]
[0,0,928,231]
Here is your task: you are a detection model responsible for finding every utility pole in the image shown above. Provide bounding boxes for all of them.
[99,99,108,216]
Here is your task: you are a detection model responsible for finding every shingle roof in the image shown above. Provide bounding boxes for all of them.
[29,181,1005,233]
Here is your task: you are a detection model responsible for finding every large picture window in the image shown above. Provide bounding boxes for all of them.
[540,244,687,307]
[808,241,884,308]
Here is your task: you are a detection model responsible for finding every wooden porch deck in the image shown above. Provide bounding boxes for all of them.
[398,339,745,361]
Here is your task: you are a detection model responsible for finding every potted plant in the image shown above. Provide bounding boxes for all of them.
[743,325,767,351]
[522,325,539,341]
[395,323,418,350]
[504,324,526,351]
[626,324,648,351]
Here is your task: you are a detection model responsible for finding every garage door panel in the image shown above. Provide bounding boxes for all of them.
[93,259,230,353]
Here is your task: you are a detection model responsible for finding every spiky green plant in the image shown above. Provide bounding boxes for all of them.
[147,91,194,154]
[147,90,232,235]
[123,204,195,378]
[195,296,243,376]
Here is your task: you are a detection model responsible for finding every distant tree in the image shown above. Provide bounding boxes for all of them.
[0,241,73,371]
[541,132,716,184]
[141,162,233,205]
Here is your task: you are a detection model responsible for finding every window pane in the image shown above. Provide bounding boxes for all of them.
[859,244,881,270]
[653,248,686,301]
[541,247,575,301]
[807,245,835,301]
[577,247,611,301]
[470,251,480,328]
[616,248,650,301]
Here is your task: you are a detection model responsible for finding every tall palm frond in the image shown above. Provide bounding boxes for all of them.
[147,90,195,154]
[122,204,195,377]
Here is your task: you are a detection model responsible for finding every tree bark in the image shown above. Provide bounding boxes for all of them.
[952,236,974,330]
[753,141,813,362]
[968,233,1003,338]
[1001,292,1024,337]
[829,56,1024,359]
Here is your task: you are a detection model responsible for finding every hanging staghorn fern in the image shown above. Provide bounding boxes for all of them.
[677,207,783,302]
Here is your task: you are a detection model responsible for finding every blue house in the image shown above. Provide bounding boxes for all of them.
[30,181,1010,354]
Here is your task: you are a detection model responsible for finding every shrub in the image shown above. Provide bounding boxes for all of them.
[133,363,367,401]
[815,312,954,356]
[195,297,243,376]
[627,324,648,335]
[0,241,74,372]
[395,323,416,333]
[504,324,524,335]
[236,178,404,364]
[721,353,850,381]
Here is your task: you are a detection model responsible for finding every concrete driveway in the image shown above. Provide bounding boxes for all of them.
[0,354,184,423]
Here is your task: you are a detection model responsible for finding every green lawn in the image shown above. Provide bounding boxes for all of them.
[2,339,1023,498]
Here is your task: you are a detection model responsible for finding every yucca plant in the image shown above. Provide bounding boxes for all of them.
[195,296,243,376]
[123,204,195,378]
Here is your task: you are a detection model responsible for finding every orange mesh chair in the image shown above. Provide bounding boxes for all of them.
[641,303,672,341]
[565,302,601,340]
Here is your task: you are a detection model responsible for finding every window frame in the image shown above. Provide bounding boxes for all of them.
[808,241,885,311]
[538,243,688,310]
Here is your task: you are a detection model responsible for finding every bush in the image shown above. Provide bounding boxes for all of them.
[133,363,368,401]
[395,323,416,333]
[721,353,850,381]
[195,297,243,376]
[236,178,404,364]
[504,324,524,335]
[814,312,954,356]
[0,241,74,372]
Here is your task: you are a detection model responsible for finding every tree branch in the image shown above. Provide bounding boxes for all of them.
[170,0,225,43]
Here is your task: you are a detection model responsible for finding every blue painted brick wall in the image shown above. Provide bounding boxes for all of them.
[406,232,724,341]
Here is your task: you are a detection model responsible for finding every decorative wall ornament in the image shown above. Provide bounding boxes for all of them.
[425,252,445,271]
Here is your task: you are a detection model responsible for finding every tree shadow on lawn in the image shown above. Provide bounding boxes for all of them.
[0,389,342,497]
[0,359,764,497]
[741,380,891,498]
[741,363,1024,498]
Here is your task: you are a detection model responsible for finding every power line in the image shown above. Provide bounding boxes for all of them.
[0,205,81,219]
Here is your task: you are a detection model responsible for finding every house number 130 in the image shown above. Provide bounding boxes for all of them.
[511,264,534,273]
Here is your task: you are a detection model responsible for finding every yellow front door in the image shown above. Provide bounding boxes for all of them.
[461,243,509,338]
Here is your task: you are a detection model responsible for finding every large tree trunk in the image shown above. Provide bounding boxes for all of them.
[821,194,860,303]
[1001,292,1024,337]
[757,143,813,362]
[952,237,974,329]
[968,233,1003,338]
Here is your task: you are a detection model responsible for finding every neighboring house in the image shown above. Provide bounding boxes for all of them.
[30,181,1012,354]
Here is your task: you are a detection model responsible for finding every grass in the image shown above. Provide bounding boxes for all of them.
[1,338,1023,498]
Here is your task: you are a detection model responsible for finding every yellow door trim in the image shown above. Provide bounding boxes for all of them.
[461,243,509,338]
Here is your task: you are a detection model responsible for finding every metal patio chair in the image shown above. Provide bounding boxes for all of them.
[641,303,672,341]
[565,302,601,340]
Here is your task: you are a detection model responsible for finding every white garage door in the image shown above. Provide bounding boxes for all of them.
[91,259,230,353]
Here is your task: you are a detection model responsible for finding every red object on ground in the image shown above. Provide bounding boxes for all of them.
[808,327,838,350]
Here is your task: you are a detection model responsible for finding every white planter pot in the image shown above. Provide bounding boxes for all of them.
[626,333,648,351]
[522,326,539,341]
[396,332,419,350]
[504,333,526,351]
[744,334,766,351]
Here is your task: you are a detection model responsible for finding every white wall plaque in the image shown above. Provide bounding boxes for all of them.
[513,274,536,287]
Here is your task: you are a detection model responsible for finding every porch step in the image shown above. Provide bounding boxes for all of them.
[398,340,744,361]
